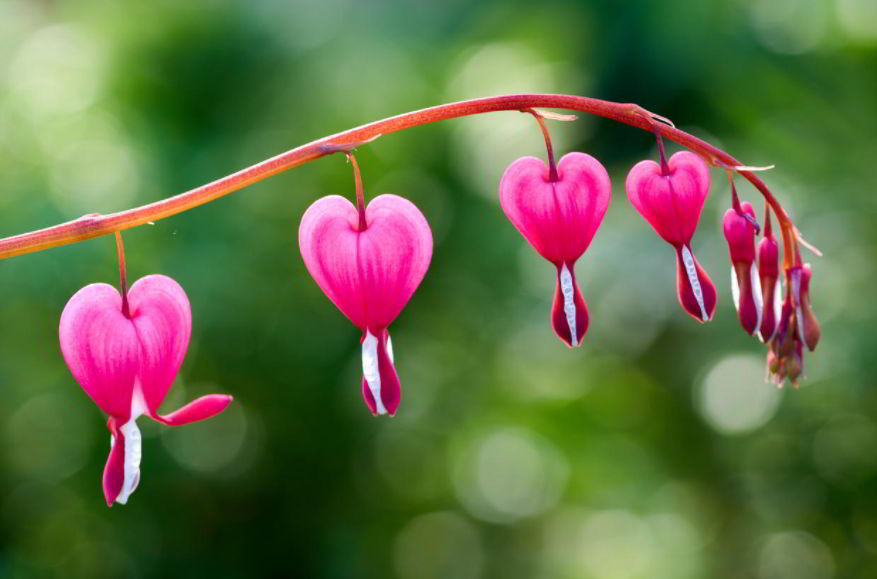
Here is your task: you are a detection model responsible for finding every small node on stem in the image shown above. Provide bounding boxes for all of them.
[317,134,382,156]
[522,108,560,181]
[114,231,130,318]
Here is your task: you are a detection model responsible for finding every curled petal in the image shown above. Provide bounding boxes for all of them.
[152,394,233,426]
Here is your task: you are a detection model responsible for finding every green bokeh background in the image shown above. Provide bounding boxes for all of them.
[1,0,875,577]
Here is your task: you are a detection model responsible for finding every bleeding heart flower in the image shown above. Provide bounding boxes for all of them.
[499,152,611,347]
[723,201,763,335]
[757,211,782,342]
[59,274,232,507]
[625,150,717,322]
[299,194,432,416]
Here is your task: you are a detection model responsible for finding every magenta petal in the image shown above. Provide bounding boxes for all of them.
[152,394,233,426]
[551,262,588,347]
[299,194,433,330]
[360,328,400,416]
[127,275,192,416]
[626,151,711,246]
[103,425,125,507]
[675,245,717,322]
[60,283,139,420]
[499,152,611,264]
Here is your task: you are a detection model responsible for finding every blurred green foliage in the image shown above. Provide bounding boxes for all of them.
[0,0,876,577]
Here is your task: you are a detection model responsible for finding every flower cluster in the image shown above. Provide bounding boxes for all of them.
[54,108,819,507]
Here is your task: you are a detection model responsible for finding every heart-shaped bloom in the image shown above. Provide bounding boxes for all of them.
[59,275,232,506]
[626,151,717,322]
[299,194,432,416]
[723,201,763,335]
[757,213,782,342]
[499,152,611,347]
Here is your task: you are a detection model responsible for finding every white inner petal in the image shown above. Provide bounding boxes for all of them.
[730,266,741,312]
[386,336,395,364]
[113,381,147,505]
[681,245,708,321]
[750,262,764,336]
[362,330,387,415]
[559,264,578,346]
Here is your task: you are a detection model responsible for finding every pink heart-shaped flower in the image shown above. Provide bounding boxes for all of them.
[499,152,611,346]
[299,194,433,416]
[59,274,232,506]
[626,151,717,322]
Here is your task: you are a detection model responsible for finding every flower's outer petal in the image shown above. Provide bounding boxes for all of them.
[626,151,711,246]
[103,424,125,507]
[152,394,233,426]
[723,202,757,264]
[360,328,401,416]
[127,275,192,416]
[499,153,611,264]
[299,194,433,330]
[60,283,139,420]
[675,245,717,322]
[551,262,588,347]
[731,262,763,335]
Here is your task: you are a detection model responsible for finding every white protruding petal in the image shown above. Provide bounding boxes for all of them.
[559,264,578,347]
[773,280,783,330]
[362,330,387,415]
[750,262,764,336]
[681,245,708,321]
[730,266,741,312]
[113,418,142,505]
[386,336,394,364]
[111,381,147,505]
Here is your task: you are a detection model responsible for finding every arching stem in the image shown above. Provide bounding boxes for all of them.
[115,231,130,318]
[0,94,798,268]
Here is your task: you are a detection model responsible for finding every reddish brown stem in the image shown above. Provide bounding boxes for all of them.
[115,231,130,318]
[654,131,670,176]
[346,152,367,231]
[0,94,797,265]
[524,109,559,181]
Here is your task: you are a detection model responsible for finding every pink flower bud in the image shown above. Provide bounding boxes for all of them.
[59,275,232,506]
[626,151,717,322]
[723,202,762,335]
[299,194,433,416]
[499,152,611,347]
[757,232,782,342]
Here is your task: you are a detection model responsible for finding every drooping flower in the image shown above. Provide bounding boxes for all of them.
[767,263,820,386]
[59,275,232,506]
[625,150,717,322]
[723,200,762,335]
[298,194,432,416]
[499,152,611,347]
[757,209,782,342]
